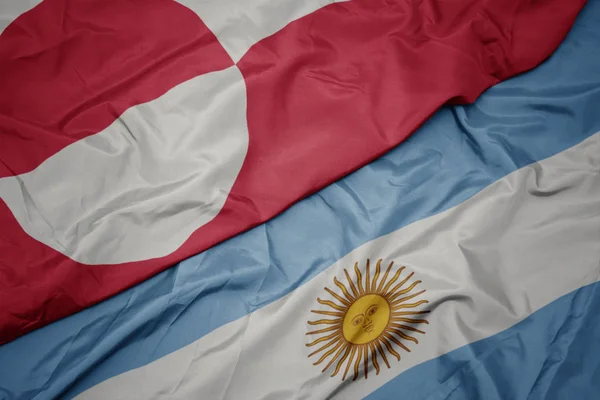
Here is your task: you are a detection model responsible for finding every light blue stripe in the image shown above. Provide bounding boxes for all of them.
[367,280,600,400]
[1,2,600,399]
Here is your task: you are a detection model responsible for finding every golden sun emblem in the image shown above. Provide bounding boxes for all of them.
[306,259,429,381]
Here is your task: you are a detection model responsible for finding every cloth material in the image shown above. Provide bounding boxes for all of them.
[0,0,587,345]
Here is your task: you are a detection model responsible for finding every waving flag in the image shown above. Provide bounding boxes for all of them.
[0,0,587,344]
[1,1,599,398]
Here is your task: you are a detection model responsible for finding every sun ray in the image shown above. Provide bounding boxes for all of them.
[331,345,352,377]
[364,259,371,294]
[308,334,340,357]
[306,325,340,335]
[376,261,394,293]
[376,340,391,368]
[390,317,429,325]
[390,289,426,306]
[363,345,369,379]
[354,263,365,296]
[383,331,410,352]
[382,266,405,294]
[308,318,342,326]
[326,286,351,306]
[312,340,344,364]
[369,342,380,375]
[371,259,381,293]
[344,269,360,298]
[389,323,426,334]
[306,331,339,347]
[391,310,430,317]
[310,310,344,317]
[353,344,363,381]
[391,300,429,311]
[322,343,348,373]
[307,260,428,380]
[386,272,413,297]
[380,337,401,361]
[317,298,346,311]
[388,279,421,302]
[342,345,357,381]
[333,277,355,303]
[390,328,420,344]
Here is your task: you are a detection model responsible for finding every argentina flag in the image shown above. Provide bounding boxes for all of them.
[1,0,599,399]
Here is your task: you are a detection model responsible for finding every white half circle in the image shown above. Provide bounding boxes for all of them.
[0,0,41,35]
[177,0,349,62]
[0,65,248,264]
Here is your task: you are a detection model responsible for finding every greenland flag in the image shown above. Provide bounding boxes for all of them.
[0,0,586,344]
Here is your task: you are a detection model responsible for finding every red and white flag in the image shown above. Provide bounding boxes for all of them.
[0,0,586,344]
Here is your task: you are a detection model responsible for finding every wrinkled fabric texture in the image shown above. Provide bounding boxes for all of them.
[368,279,600,400]
[0,0,587,344]
[1,66,249,264]
[74,132,600,400]
[1,2,599,399]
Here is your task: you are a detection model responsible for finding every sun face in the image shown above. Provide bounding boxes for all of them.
[342,294,390,344]
[306,259,429,381]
